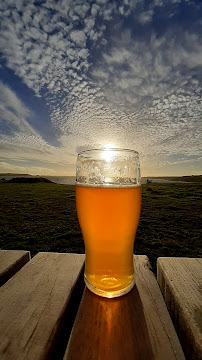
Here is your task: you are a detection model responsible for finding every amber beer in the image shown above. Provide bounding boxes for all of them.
[76,184,141,297]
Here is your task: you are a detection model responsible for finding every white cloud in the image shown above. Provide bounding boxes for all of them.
[84,17,95,32]
[94,29,202,105]
[74,4,90,18]
[0,130,78,174]
[0,81,38,135]
[0,161,72,176]
[91,4,100,16]
[138,10,154,24]
[69,30,87,47]
[0,0,201,176]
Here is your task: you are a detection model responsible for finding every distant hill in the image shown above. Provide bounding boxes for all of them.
[0,173,31,176]
[8,177,54,184]
[146,175,202,183]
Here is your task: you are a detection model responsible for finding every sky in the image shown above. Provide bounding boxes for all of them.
[0,0,201,177]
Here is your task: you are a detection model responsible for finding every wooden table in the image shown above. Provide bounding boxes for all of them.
[0,251,185,360]
[158,257,202,360]
[0,250,30,287]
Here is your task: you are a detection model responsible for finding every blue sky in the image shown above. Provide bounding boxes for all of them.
[0,0,201,176]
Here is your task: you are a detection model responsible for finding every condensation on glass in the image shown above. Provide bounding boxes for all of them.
[76,148,141,188]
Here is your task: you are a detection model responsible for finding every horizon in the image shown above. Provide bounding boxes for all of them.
[0,172,201,178]
[0,0,201,176]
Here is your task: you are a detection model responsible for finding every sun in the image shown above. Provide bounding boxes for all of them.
[102,144,116,150]
[101,145,117,162]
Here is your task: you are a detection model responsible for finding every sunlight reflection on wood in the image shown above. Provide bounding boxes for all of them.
[65,286,154,360]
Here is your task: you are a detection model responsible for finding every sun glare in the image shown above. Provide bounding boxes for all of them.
[102,144,116,149]
[101,145,117,162]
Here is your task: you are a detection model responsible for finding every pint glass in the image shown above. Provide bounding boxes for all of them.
[76,148,141,298]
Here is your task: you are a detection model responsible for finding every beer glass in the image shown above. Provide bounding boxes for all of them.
[76,148,141,298]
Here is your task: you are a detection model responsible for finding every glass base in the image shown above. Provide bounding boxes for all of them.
[84,275,135,298]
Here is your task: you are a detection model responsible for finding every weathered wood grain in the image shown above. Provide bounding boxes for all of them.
[65,255,185,360]
[157,257,202,360]
[0,252,85,360]
[0,250,30,287]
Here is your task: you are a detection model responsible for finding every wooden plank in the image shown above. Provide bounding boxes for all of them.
[0,250,30,287]
[157,257,202,360]
[65,255,185,360]
[0,252,85,360]
[135,256,185,360]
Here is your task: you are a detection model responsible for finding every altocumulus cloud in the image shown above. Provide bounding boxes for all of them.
[0,0,201,175]
[0,81,37,135]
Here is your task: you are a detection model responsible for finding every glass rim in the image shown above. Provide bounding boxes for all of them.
[78,148,139,158]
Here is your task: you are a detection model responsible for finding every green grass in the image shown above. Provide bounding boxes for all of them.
[0,183,84,255]
[0,182,201,274]
[135,183,202,272]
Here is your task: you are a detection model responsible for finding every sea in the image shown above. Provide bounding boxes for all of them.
[45,177,182,185]
[0,175,175,185]
[45,176,76,185]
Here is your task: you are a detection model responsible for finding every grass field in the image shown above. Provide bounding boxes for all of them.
[0,182,201,274]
